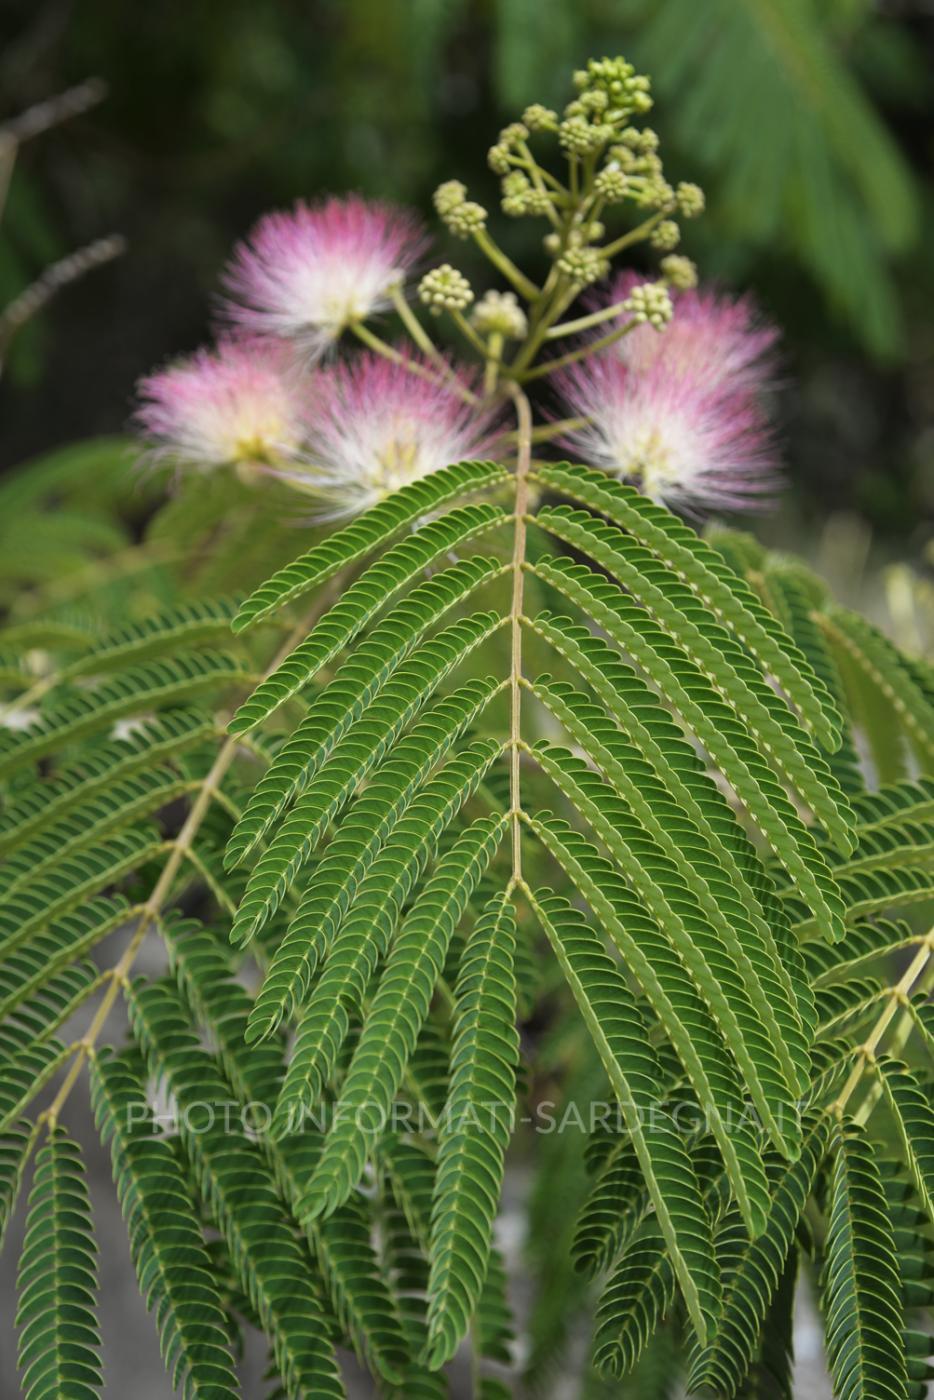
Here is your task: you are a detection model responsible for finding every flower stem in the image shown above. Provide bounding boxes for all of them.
[545,296,636,339]
[599,208,668,259]
[518,314,640,381]
[472,226,539,301]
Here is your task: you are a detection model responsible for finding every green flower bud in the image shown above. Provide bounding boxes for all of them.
[556,246,610,286]
[559,115,606,155]
[579,88,609,114]
[522,103,558,132]
[433,180,467,216]
[444,200,488,239]
[638,177,675,211]
[471,289,528,340]
[501,171,530,197]
[650,219,680,251]
[594,167,630,202]
[418,264,474,315]
[499,121,529,147]
[487,144,511,175]
[587,220,606,242]
[622,281,673,329]
[676,181,705,218]
[543,232,562,256]
[660,254,698,290]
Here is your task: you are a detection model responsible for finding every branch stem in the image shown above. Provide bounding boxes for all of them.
[506,383,533,883]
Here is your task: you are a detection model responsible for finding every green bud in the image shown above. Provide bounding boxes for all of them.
[433,180,467,216]
[418,264,474,314]
[559,115,606,155]
[471,289,528,340]
[660,254,698,290]
[579,89,609,114]
[501,171,529,197]
[487,144,511,175]
[594,167,629,202]
[676,181,705,218]
[622,280,673,329]
[556,246,610,286]
[522,103,558,131]
[444,200,488,239]
[587,220,606,242]
[543,232,562,256]
[499,121,529,147]
[650,219,680,251]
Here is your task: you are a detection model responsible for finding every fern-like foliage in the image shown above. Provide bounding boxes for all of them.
[2,53,933,1400]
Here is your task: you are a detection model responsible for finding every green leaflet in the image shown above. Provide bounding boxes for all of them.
[532,462,843,749]
[762,564,864,797]
[128,977,346,1399]
[529,811,774,1233]
[526,886,720,1345]
[226,554,506,868]
[821,608,934,775]
[164,926,411,1385]
[0,652,242,777]
[0,896,131,1022]
[230,502,510,732]
[533,503,852,846]
[233,459,510,630]
[230,609,506,944]
[16,1128,102,1400]
[299,814,507,1222]
[425,892,519,1368]
[61,596,241,679]
[532,556,849,940]
[531,746,801,1158]
[0,766,190,900]
[873,1058,934,1231]
[529,675,808,1095]
[0,1120,39,1253]
[0,827,164,960]
[0,709,211,855]
[89,1049,240,1398]
[247,681,503,1042]
[820,1121,908,1400]
[851,777,934,833]
[523,611,799,980]
[572,1137,648,1279]
[272,741,503,1131]
[690,1113,833,1396]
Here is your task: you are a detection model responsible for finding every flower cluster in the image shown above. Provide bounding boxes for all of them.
[556,275,779,513]
[137,56,781,522]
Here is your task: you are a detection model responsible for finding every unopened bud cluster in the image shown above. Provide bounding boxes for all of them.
[418,265,473,314]
[623,282,673,330]
[417,56,705,356]
[471,290,528,340]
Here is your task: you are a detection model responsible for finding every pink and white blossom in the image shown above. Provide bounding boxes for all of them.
[277,352,499,516]
[221,197,427,359]
[610,272,778,392]
[136,338,309,470]
[556,279,779,513]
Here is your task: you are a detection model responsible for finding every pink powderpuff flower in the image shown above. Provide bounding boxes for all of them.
[277,351,500,517]
[608,271,779,393]
[136,338,310,471]
[555,276,780,513]
[556,351,779,515]
[221,196,428,359]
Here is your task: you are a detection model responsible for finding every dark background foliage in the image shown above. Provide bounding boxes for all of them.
[1,0,932,535]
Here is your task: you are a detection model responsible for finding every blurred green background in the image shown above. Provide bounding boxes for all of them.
[1,0,932,547]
